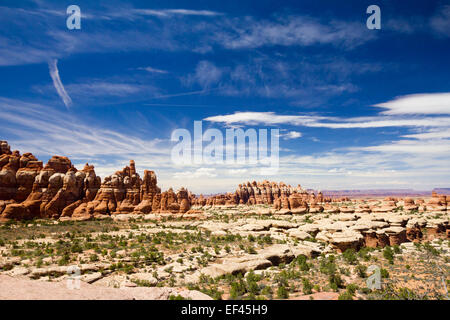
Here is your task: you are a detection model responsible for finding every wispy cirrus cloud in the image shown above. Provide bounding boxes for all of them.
[0,97,168,159]
[385,5,450,38]
[0,4,378,67]
[130,9,222,18]
[33,76,161,106]
[430,5,450,37]
[48,59,72,108]
[137,66,168,74]
[214,15,375,50]
[183,57,373,103]
[183,60,223,88]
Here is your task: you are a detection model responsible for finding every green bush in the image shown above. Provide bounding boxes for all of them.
[423,242,440,256]
[319,255,337,275]
[338,292,353,300]
[276,285,289,299]
[383,246,394,264]
[70,243,83,253]
[380,268,389,279]
[328,273,344,291]
[89,254,99,262]
[346,283,359,295]
[230,279,246,299]
[260,285,272,298]
[296,254,310,271]
[302,278,313,295]
[355,264,367,278]
[342,248,358,265]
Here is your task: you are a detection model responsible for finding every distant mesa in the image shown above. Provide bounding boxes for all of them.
[432,188,450,196]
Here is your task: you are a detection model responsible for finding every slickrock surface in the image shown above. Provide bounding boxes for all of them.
[0,275,211,300]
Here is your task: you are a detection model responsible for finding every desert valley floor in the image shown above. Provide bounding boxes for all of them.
[0,140,449,300]
[0,205,449,300]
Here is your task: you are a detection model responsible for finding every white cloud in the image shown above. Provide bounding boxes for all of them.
[204,111,450,129]
[0,6,377,67]
[138,66,168,74]
[173,168,217,179]
[402,129,450,140]
[430,5,450,37]
[2,97,448,192]
[48,59,72,108]
[129,8,222,18]
[185,60,223,89]
[228,169,248,175]
[0,97,168,160]
[66,81,155,97]
[282,131,302,140]
[358,139,450,154]
[163,9,222,17]
[215,16,374,50]
[33,78,161,106]
[374,93,450,115]
[205,112,326,126]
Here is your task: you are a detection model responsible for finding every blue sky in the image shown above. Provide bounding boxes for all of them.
[0,0,449,193]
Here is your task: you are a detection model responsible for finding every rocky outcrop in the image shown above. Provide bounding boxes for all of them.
[0,143,42,202]
[0,141,195,221]
[192,181,331,213]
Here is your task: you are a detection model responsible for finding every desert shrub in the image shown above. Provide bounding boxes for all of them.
[355,264,367,278]
[319,255,337,275]
[393,245,402,254]
[260,285,273,298]
[346,283,359,295]
[296,254,310,271]
[246,246,257,254]
[89,254,99,262]
[342,248,358,265]
[302,278,313,295]
[200,286,223,300]
[276,285,289,299]
[357,247,372,261]
[423,242,440,256]
[338,291,353,300]
[70,243,83,253]
[58,253,70,266]
[229,278,247,299]
[383,246,394,264]
[328,273,344,291]
[380,268,389,279]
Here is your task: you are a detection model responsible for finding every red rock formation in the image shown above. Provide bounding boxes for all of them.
[45,156,73,174]
[0,141,12,156]
[0,164,17,200]
[0,141,196,221]
[15,160,43,202]
[199,181,331,213]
